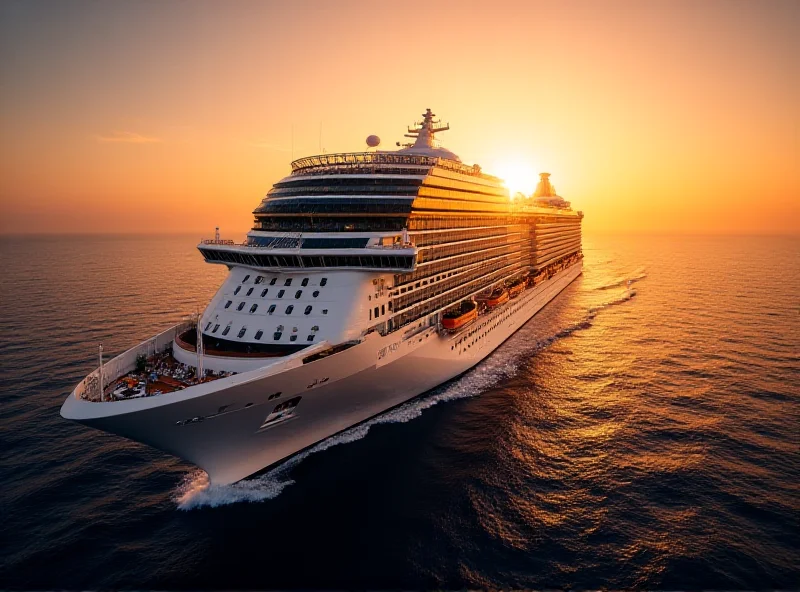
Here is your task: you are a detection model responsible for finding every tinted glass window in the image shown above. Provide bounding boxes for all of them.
[261,289,268,297]
[301,278,309,286]
[225,300,232,309]
[242,275,250,283]
[295,290,302,299]
[322,309,328,314]
[212,324,220,333]
[250,304,258,313]
[268,304,276,314]
[285,305,294,314]
[204,322,212,331]
[304,305,312,315]
[278,289,285,298]
[270,278,277,285]
[234,286,241,295]
[290,335,298,342]
[222,326,231,335]
[255,330,263,340]
[320,278,328,286]
[284,278,292,286]
[255,275,264,284]
[247,287,254,296]
[273,332,282,340]
[313,290,320,297]
[237,302,245,311]
[237,327,246,338]
[307,335,315,341]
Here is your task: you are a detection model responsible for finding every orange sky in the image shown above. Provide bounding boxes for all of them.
[1,0,798,236]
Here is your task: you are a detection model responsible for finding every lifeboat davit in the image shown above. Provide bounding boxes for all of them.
[442,300,478,331]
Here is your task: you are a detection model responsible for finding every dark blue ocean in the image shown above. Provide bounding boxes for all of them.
[1,233,798,589]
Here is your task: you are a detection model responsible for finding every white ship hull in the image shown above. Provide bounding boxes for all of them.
[62,262,581,485]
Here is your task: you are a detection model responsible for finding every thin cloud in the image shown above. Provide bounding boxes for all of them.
[249,139,295,152]
[96,131,162,144]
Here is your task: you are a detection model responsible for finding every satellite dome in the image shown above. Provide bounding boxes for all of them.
[366,134,380,148]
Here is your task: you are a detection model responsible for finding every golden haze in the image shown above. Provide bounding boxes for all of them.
[0,0,797,236]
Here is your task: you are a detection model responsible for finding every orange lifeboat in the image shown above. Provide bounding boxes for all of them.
[442,300,478,331]
[508,281,525,298]
[483,288,509,309]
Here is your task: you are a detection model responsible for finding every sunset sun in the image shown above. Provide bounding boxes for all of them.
[494,160,538,198]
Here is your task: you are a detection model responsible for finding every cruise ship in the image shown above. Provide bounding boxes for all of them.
[61,109,583,485]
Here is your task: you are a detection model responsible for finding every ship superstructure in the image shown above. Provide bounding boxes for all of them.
[61,109,583,486]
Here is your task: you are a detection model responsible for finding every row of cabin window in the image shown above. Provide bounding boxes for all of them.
[221,303,325,315]
[242,274,328,287]
[204,323,318,342]
[233,287,321,298]
[368,304,389,320]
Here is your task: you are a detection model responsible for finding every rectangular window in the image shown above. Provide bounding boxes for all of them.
[278,289,285,298]
[261,289,268,297]
[320,278,328,286]
[237,302,245,311]
[284,278,292,286]
[222,325,231,336]
[225,301,232,309]
[270,278,277,285]
[212,324,220,333]
[255,330,263,340]
[301,278,309,286]
[374,306,379,318]
[237,327,246,338]
[247,287,254,296]
[268,305,276,314]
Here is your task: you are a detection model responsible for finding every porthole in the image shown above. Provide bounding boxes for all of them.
[242,275,250,283]
[255,330,263,340]
[237,302,245,311]
[224,300,232,309]
[285,305,294,314]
